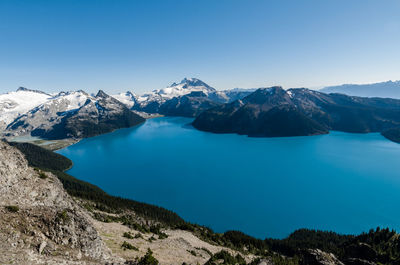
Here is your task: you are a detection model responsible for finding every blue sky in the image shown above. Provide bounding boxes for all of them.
[0,0,399,94]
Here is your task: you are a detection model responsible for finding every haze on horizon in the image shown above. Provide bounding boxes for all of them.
[0,0,399,94]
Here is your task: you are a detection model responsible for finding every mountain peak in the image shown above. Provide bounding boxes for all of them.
[168,78,212,89]
[124,91,135,97]
[95,90,109,98]
[16,87,49,95]
[243,86,290,105]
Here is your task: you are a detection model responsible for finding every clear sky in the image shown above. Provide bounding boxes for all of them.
[1,0,399,94]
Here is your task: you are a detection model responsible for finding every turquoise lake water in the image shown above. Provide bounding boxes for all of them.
[58,117,400,239]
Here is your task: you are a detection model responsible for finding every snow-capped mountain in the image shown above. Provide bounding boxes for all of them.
[4,89,144,139]
[157,77,216,98]
[132,78,217,113]
[6,90,92,136]
[0,87,51,129]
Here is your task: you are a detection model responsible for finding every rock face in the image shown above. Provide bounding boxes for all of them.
[301,249,344,265]
[193,86,400,138]
[5,90,145,139]
[0,141,115,264]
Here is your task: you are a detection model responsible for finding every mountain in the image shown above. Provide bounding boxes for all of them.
[5,90,145,139]
[320,80,400,98]
[158,91,220,117]
[193,86,400,139]
[193,87,328,137]
[0,87,51,130]
[132,78,217,113]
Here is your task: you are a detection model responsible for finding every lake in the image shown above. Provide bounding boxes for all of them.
[58,117,400,239]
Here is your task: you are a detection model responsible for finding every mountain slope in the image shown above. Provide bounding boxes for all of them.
[321,80,400,98]
[193,87,400,138]
[158,91,220,117]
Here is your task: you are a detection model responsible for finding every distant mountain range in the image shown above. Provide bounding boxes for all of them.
[320,80,400,98]
[113,78,255,115]
[2,78,400,143]
[0,78,255,139]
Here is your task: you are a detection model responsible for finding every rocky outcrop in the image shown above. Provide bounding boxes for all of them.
[300,249,344,265]
[0,141,117,264]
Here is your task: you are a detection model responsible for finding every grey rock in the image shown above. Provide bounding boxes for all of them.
[0,141,120,264]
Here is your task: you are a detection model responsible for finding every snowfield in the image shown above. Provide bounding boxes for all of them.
[0,88,51,125]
